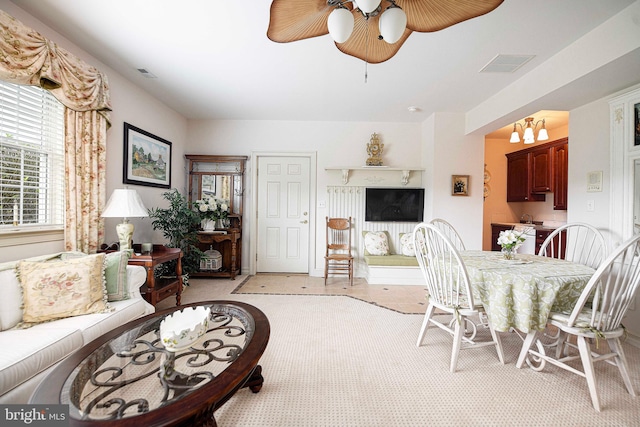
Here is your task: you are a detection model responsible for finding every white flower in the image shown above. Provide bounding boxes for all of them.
[194,197,230,221]
[497,229,527,250]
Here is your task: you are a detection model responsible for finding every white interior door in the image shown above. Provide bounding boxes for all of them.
[257,156,310,272]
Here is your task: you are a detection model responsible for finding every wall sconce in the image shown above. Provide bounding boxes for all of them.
[510,117,549,144]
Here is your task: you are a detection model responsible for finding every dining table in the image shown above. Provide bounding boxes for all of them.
[460,250,596,334]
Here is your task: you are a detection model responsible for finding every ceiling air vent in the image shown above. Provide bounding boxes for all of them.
[137,68,157,78]
[480,54,535,73]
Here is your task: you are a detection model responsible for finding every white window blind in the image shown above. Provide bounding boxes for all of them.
[0,81,65,231]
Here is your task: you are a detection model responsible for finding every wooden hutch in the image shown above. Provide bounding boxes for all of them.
[185,155,247,279]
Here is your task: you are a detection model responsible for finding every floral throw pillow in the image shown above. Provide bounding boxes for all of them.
[18,253,109,325]
[363,231,390,256]
[399,233,416,257]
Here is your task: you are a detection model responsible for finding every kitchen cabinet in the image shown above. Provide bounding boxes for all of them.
[552,141,568,210]
[531,149,552,192]
[505,138,568,209]
[506,152,545,202]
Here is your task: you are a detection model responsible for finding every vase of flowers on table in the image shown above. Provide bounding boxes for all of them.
[497,228,528,260]
[193,197,229,231]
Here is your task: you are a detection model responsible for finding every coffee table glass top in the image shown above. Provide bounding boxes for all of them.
[61,303,255,421]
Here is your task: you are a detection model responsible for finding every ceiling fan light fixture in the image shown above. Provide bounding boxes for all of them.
[328,7,354,43]
[379,4,407,44]
[356,0,382,14]
[267,0,504,63]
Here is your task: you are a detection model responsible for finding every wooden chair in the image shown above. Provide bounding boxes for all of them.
[517,233,640,411]
[324,217,353,286]
[413,223,504,372]
[538,222,606,269]
[429,218,466,251]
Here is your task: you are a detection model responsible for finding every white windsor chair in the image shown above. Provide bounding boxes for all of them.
[517,233,640,411]
[413,223,504,372]
[538,222,606,270]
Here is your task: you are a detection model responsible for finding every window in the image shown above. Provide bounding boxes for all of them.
[0,81,65,232]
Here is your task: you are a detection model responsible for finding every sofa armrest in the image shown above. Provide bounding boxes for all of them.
[126,265,147,294]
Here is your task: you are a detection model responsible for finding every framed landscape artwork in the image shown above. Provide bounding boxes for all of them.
[123,123,172,188]
[452,175,469,196]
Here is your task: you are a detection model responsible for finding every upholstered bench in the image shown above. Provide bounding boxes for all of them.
[362,254,422,285]
[361,230,423,285]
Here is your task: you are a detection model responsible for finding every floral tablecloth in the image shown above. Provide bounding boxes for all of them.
[461,250,595,333]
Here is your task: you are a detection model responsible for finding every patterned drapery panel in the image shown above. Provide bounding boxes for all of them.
[0,10,111,252]
[65,110,107,253]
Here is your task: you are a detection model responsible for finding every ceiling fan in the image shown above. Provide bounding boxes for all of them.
[267,0,504,64]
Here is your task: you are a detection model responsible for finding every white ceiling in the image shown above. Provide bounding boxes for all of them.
[8,0,639,134]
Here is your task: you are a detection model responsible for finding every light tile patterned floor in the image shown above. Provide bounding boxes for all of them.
[233,273,428,314]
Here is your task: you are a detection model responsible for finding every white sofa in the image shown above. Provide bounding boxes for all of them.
[0,252,155,403]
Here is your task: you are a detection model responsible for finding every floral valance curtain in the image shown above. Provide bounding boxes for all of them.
[0,9,111,253]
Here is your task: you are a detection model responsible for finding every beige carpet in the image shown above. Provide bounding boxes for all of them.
[157,277,640,426]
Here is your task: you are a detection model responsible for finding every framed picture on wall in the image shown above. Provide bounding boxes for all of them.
[123,122,172,188]
[452,175,469,196]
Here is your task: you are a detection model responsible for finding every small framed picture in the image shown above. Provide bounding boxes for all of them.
[123,122,172,188]
[452,175,469,196]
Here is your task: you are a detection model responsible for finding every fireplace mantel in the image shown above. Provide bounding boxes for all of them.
[325,166,423,186]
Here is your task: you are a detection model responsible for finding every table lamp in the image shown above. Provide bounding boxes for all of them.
[101,188,148,250]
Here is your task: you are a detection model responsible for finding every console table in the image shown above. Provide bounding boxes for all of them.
[192,225,241,279]
[29,301,270,427]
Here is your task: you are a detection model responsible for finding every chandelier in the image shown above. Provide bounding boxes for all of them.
[267,0,504,64]
[510,117,549,144]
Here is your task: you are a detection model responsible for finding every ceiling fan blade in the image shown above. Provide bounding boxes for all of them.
[398,0,504,33]
[268,0,345,43]
[336,11,412,64]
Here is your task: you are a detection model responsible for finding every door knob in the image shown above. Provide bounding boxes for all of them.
[300,220,308,224]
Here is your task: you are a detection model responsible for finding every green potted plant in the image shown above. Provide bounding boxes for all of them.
[148,189,203,284]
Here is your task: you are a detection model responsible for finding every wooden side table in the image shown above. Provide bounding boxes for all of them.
[128,244,183,307]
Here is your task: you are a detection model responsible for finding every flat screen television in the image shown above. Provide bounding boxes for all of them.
[365,188,425,222]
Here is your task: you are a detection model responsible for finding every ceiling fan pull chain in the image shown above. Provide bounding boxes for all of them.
[364,16,370,83]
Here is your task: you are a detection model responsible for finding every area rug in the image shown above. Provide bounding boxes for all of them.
[171,279,640,426]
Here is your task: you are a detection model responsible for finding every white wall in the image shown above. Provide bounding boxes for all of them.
[422,112,485,249]
[0,2,188,262]
[187,119,421,275]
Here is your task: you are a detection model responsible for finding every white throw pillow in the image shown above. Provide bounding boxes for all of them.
[363,231,390,256]
[400,233,415,257]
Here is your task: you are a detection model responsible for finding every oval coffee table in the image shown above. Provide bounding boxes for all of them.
[30,301,270,426]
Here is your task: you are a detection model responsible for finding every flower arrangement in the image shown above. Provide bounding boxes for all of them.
[193,197,229,221]
[497,228,530,259]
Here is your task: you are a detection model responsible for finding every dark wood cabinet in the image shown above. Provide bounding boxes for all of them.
[505,138,568,209]
[506,152,545,202]
[531,148,552,192]
[552,141,568,210]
